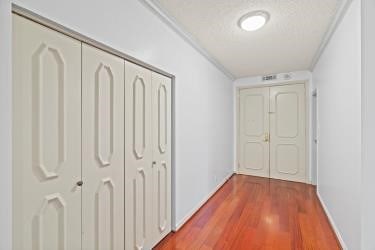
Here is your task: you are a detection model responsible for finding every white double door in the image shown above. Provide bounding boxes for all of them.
[13,14,171,250]
[238,84,306,183]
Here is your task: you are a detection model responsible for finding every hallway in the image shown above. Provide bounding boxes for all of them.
[2,1,374,249]
[155,175,340,250]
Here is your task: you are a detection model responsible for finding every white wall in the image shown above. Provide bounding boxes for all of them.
[361,0,375,249]
[233,71,315,184]
[0,0,12,249]
[313,0,362,248]
[4,0,234,237]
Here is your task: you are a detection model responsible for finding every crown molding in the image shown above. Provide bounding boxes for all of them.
[310,0,353,70]
[141,0,350,79]
[139,0,235,80]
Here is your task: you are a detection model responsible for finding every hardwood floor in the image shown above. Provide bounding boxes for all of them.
[154,174,341,250]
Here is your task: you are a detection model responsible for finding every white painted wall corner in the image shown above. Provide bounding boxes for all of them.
[316,191,348,250]
[172,172,234,231]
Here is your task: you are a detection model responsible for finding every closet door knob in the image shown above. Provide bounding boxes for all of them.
[76,181,83,187]
[152,161,156,166]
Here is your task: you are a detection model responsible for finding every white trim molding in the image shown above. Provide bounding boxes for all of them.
[310,0,353,69]
[0,1,12,249]
[317,191,348,250]
[139,0,235,80]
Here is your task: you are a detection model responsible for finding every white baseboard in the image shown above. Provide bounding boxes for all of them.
[316,190,348,250]
[172,172,234,231]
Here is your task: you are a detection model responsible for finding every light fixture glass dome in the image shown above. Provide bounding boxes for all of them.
[238,11,270,31]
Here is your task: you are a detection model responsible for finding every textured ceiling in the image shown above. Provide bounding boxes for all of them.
[154,0,340,78]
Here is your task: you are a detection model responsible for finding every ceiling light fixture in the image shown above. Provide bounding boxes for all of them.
[238,11,270,31]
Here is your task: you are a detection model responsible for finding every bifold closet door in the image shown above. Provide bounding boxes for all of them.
[151,72,172,246]
[125,61,153,250]
[13,14,82,249]
[269,84,306,183]
[82,44,125,250]
[238,87,270,177]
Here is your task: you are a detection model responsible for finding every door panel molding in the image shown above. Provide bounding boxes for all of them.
[275,144,300,175]
[158,84,168,154]
[36,194,67,250]
[95,178,115,250]
[95,64,114,167]
[158,161,168,232]
[244,94,265,137]
[243,142,264,170]
[274,91,299,138]
[133,76,147,160]
[32,44,67,181]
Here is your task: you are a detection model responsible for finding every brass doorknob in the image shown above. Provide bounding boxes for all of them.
[264,133,269,142]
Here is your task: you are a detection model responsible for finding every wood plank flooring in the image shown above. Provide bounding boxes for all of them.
[154,174,341,250]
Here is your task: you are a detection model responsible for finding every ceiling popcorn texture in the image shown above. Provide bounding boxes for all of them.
[154,0,340,78]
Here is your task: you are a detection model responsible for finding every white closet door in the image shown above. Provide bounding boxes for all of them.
[238,87,270,177]
[13,14,82,250]
[151,73,172,246]
[270,84,306,182]
[82,44,125,250]
[125,61,153,250]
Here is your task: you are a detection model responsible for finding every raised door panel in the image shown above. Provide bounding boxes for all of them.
[125,61,153,250]
[82,44,124,250]
[151,73,172,247]
[270,84,306,183]
[13,14,81,250]
[238,88,270,177]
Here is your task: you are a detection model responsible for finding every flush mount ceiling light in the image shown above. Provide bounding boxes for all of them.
[238,11,270,31]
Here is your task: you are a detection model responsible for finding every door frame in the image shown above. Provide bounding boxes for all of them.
[12,2,178,237]
[311,88,318,185]
[235,80,312,184]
